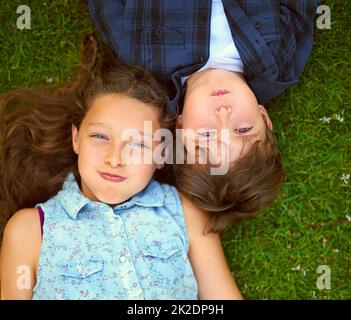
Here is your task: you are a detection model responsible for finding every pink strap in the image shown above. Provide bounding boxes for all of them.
[37,206,44,238]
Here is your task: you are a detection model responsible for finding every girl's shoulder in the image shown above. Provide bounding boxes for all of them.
[157,183,211,236]
[178,192,211,232]
[1,208,42,298]
[177,192,214,246]
[4,208,41,239]
[147,181,179,206]
[2,208,41,267]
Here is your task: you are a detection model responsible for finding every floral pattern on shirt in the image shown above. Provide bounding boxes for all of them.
[32,172,198,300]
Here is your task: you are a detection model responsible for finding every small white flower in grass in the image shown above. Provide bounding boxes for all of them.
[291,265,308,275]
[291,264,301,271]
[334,110,345,123]
[341,173,350,184]
[346,215,351,222]
[333,249,339,253]
[312,291,317,299]
[319,116,331,123]
[46,76,53,84]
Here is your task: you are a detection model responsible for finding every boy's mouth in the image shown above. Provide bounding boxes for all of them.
[99,172,126,183]
[211,89,230,96]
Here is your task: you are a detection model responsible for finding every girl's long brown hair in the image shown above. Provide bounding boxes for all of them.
[0,35,169,238]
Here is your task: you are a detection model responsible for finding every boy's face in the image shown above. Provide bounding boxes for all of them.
[178,69,273,164]
[72,93,162,206]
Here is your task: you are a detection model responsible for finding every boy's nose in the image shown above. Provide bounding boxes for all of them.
[215,105,232,125]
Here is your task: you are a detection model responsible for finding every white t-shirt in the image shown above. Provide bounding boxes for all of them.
[181,0,244,85]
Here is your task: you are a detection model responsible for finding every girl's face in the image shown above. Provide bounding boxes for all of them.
[72,93,163,205]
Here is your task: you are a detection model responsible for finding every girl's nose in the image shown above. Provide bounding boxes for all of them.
[104,146,125,168]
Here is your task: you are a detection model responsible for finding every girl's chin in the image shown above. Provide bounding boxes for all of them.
[97,197,122,206]
[90,192,121,205]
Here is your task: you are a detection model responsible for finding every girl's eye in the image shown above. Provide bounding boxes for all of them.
[235,127,253,134]
[91,134,108,140]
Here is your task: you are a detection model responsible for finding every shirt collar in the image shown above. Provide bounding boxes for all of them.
[124,179,165,209]
[57,172,165,220]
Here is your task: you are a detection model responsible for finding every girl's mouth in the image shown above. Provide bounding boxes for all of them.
[99,172,126,183]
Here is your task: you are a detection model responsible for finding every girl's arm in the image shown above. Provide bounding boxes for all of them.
[0,208,41,300]
[180,193,243,300]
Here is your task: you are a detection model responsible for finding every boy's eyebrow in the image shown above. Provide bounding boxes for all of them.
[239,133,259,141]
[194,133,259,146]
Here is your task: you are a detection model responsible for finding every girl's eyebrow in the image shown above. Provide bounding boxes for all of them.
[138,130,154,138]
[88,123,153,138]
[88,122,111,129]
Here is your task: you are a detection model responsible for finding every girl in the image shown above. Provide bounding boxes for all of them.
[0,36,242,300]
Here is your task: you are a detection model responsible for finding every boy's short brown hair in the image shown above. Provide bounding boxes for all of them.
[173,127,284,233]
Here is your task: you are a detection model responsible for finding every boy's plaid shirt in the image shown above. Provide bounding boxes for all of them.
[88,0,319,115]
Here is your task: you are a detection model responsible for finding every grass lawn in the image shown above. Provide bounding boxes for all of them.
[0,0,349,299]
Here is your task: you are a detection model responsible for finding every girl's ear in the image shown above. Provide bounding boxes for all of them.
[155,146,170,170]
[72,124,79,155]
[176,114,183,129]
[156,163,165,170]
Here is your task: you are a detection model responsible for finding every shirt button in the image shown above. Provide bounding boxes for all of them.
[119,256,126,263]
[154,28,163,37]
[196,54,205,63]
[255,21,262,29]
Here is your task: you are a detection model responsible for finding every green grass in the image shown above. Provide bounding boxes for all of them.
[0,0,350,299]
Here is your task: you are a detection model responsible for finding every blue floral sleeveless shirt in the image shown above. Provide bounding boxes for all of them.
[32,173,198,300]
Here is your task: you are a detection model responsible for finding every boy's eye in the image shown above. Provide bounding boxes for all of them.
[130,141,147,149]
[91,134,108,140]
[197,130,216,138]
[235,127,253,133]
